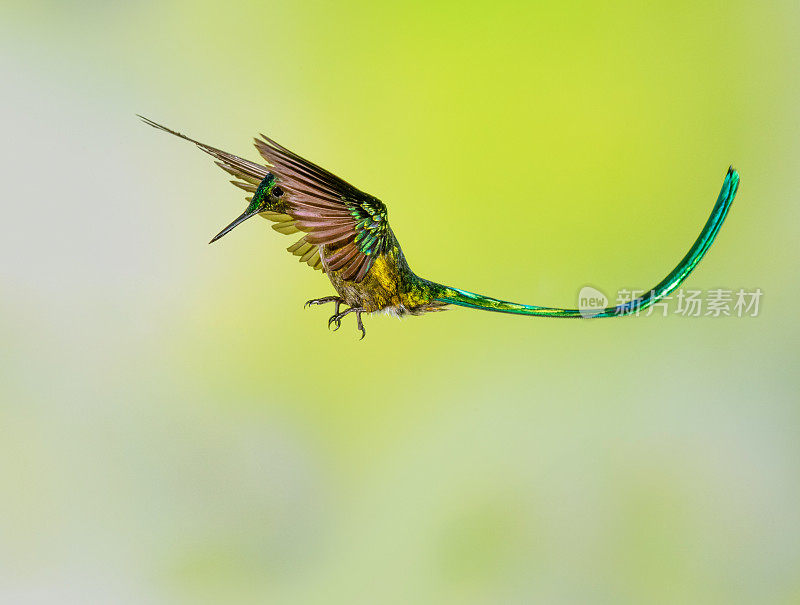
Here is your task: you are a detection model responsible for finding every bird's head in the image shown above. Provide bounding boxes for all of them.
[209,175,283,243]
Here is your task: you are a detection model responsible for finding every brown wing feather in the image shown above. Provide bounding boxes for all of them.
[139,117,388,280]
[253,136,390,283]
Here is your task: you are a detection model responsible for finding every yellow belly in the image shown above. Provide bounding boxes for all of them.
[321,243,441,314]
[324,253,399,312]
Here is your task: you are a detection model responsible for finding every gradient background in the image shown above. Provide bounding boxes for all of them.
[1,1,798,603]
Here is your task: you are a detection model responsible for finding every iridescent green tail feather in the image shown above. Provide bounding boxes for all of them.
[434,167,739,318]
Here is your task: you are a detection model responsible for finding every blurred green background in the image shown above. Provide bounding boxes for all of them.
[1,1,798,603]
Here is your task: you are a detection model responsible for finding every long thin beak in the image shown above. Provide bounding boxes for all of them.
[209,208,261,244]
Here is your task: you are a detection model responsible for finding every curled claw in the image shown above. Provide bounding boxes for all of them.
[356,310,366,340]
[305,296,343,309]
[324,306,366,338]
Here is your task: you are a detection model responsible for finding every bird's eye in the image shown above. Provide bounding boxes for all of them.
[272,186,284,197]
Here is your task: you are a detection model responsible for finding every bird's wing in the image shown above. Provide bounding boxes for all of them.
[213,159,327,272]
[254,135,391,283]
[138,116,332,272]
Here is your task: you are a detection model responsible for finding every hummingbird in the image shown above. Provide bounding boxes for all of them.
[140,116,739,339]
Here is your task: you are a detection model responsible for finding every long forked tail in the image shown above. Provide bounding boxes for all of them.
[435,167,739,317]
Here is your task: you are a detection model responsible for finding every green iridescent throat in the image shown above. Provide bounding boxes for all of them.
[248,173,278,213]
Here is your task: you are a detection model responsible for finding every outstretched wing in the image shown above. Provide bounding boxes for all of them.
[217,166,327,272]
[139,116,327,272]
[254,136,391,283]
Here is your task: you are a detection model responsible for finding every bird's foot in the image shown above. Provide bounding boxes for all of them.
[355,309,366,340]
[327,307,367,340]
[304,296,344,310]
